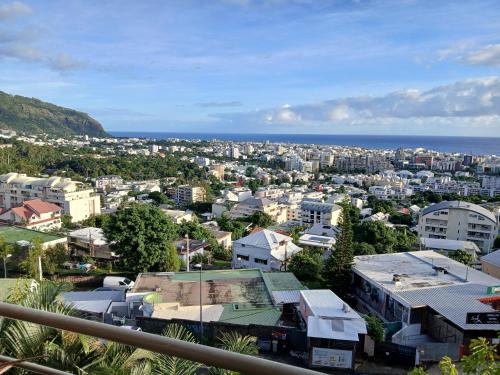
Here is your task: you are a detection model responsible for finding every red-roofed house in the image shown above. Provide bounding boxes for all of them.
[0,199,63,231]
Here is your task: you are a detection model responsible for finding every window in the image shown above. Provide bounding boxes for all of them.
[236,254,249,261]
[254,258,268,265]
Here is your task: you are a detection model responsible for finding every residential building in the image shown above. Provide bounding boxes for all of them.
[300,200,342,227]
[210,164,225,181]
[94,175,123,192]
[0,199,62,231]
[160,208,194,224]
[481,250,500,279]
[0,173,100,222]
[229,197,287,223]
[232,229,302,271]
[175,185,206,205]
[68,227,112,259]
[418,237,480,258]
[299,290,366,371]
[418,201,498,253]
[353,251,500,361]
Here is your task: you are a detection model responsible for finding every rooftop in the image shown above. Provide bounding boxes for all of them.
[419,237,480,253]
[0,225,65,244]
[421,201,497,223]
[481,249,500,266]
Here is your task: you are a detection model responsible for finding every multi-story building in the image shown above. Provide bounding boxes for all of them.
[174,185,206,205]
[418,201,498,253]
[210,164,225,181]
[229,197,287,223]
[300,200,342,227]
[94,175,123,192]
[0,173,100,222]
[482,176,500,190]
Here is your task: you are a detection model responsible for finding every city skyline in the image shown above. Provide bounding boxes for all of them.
[1,0,500,135]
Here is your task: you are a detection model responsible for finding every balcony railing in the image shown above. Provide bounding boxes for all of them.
[0,302,321,375]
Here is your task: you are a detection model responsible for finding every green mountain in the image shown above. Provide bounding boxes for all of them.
[0,90,108,137]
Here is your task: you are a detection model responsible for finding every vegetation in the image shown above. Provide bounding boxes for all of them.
[324,210,354,299]
[0,90,108,137]
[364,315,384,343]
[448,249,474,265]
[248,211,273,228]
[288,247,324,284]
[409,337,498,375]
[104,204,179,273]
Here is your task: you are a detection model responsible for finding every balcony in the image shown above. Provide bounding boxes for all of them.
[0,302,320,375]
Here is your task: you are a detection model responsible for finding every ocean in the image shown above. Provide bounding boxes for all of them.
[110,132,500,155]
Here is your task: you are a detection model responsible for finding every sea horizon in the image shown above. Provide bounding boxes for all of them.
[109,131,500,155]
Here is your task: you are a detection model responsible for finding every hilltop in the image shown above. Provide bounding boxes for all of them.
[0,90,108,137]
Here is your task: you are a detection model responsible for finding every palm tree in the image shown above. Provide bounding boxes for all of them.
[152,324,201,375]
[210,331,258,375]
[0,281,97,374]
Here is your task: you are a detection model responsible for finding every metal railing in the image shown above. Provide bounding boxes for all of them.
[0,355,72,375]
[0,302,322,375]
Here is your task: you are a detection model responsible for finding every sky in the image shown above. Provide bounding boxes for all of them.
[1,0,500,136]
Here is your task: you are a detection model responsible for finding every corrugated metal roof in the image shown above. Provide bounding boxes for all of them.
[61,291,124,302]
[481,249,500,267]
[65,299,112,314]
[272,290,301,305]
[397,283,500,331]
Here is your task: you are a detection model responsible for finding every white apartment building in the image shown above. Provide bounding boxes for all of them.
[0,173,100,222]
[418,201,498,253]
[94,175,123,191]
[174,185,206,205]
[229,197,287,223]
[300,200,342,227]
[482,176,500,190]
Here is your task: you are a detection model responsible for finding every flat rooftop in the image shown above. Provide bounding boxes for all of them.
[0,225,65,244]
[353,250,499,293]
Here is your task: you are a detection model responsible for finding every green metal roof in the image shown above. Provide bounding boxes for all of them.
[261,272,305,292]
[219,303,281,326]
[0,226,64,244]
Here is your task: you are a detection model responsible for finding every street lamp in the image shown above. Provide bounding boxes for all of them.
[3,253,11,278]
[194,262,203,342]
[185,234,190,272]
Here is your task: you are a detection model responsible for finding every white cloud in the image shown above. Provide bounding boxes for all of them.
[463,44,500,66]
[214,77,500,127]
[0,1,31,21]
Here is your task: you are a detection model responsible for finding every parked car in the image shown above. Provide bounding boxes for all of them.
[103,276,135,290]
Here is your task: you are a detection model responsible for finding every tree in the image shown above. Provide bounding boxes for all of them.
[288,249,324,283]
[364,315,384,343]
[494,235,500,249]
[148,191,172,205]
[20,237,44,280]
[153,324,201,375]
[104,204,179,273]
[410,337,498,375]
[81,214,112,229]
[448,249,473,265]
[323,210,354,298]
[248,211,273,228]
[43,243,69,276]
[0,236,13,278]
[353,242,376,255]
[163,242,181,272]
[211,331,258,375]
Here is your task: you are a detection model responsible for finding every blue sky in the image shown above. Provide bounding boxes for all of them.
[1,0,500,135]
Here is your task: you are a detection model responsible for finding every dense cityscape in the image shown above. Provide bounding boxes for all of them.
[0,128,498,374]
[1,0,500,374]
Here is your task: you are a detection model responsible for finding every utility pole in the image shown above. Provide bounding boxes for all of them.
[185,234,190,272]
[38,256,43,281]
[199,262,203,343]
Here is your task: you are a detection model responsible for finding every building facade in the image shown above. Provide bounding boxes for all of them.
[174,185,206,205]
[417,201,498,253]
[300,200,342,227]
[0,173,100,222]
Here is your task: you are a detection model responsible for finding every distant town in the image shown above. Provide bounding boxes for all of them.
[0,128,499,374]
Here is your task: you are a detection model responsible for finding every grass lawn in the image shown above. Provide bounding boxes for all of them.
[0,226,64,244]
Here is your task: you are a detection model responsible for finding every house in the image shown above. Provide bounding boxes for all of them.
[353,251,500,361]
[0,173,100,222]
[0,199,62,231]
[300,200,342,227]
[299,290,366,370]
[232,229,302,271]
[229,197,287,224]
[481,250,500,278]
[174,238,209,265]
[68,227,112,259]
[160,208,194,224]
[418,201,498,253]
